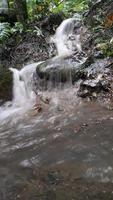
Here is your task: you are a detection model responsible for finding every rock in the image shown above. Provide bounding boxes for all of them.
[0,65,13,102]
[78,88,90,98]
[41,13,64,33]
[78,78,110,98]
[93,51,105,59]
[35,56,88,90]
[34,50,113,98]
[0,12,17,25]
[35,54,113,92]
[85,58,113,78]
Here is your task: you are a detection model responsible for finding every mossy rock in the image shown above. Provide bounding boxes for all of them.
[36,57,88,89]
[0,65,13,102]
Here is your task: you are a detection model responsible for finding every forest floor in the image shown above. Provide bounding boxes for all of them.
[1,30,50,69]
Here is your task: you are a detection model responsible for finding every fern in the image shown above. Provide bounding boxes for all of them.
[0,23,12,44]
[0,22,24,45]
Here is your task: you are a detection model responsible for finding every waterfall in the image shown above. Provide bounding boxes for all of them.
[0,17,83,123]
[0,62,42,123]
[10,68,28,107]
[10,63,41,108]
[0,0,8,10]
[50,18,82,57]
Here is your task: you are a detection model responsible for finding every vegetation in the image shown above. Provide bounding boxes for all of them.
[1,0,113,52]
[0,22,23,46]
[0,0,90,46]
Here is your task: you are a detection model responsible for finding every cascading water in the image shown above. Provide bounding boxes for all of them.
[0,62,42,124]
[0,17,82,124]
[50,17,82,57]
[10,68,29,107]
[1,16,113,199]
[10,62,43,107]
[0,0,8,9]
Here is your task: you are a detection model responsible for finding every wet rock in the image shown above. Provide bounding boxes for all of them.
[35,56,88,89]
[78,88,91,98]
[41,13,64,33]
[85,58,113,78]
[78,79,110,98]
[0,65,13,102]
[35,54,113,93]
[45,171,63,185]
[93,50,105,59]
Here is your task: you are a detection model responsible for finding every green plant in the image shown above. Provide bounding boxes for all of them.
[11,22,24,33]
[62,0,89,15]
[0,23,12,44]
[49,0,64,13]
[27,0,37,18]
[33,26,44,36]
[0,22,24,45]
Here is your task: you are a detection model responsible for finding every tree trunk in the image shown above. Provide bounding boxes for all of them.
[14,0,28,27]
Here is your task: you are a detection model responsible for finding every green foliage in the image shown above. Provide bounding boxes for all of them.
[63,0,89,14]
[49,0,64,14]
[0,22,23,45]
[26,0,90,18]
[48,0,90,17]
[27,0,49,18]
[102,43,113,57]
[27,0,37,18]
[0,23,12,44]
[96,41,113,57]
[0,0,90,20]
[8,0,14,9]
[0,0,90,45]
[11,22,24,33]
[33,26,44,36]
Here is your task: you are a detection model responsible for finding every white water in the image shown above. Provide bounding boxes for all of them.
[10,62,43,107]
[0,62,42,124]
[0,17,82,124]
[0,0,8,9]
[50,18,82,57]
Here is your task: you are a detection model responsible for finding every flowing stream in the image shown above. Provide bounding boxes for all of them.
[0,17,113,199]
[0,17,82,125]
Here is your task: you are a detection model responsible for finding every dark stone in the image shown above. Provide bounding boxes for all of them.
[78,88,90,98]
[0,11,17,25]
[0,66,13,102]
[45,171,63,185]
[93,51,105,59]
[78,78,110,98]
[41,13,64,33]
[85,58,113,78]
[81,79,101,88]
[35,56,89,90]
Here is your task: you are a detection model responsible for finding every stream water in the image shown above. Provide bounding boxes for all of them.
[0,17,113,199]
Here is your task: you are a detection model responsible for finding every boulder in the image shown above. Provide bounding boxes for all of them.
[78,79,110,98]
[35,56,88,90]
[85,58,113,78]
[0,65,13,102]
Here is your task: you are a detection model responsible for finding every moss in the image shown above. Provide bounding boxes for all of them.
[0,65,13,101]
